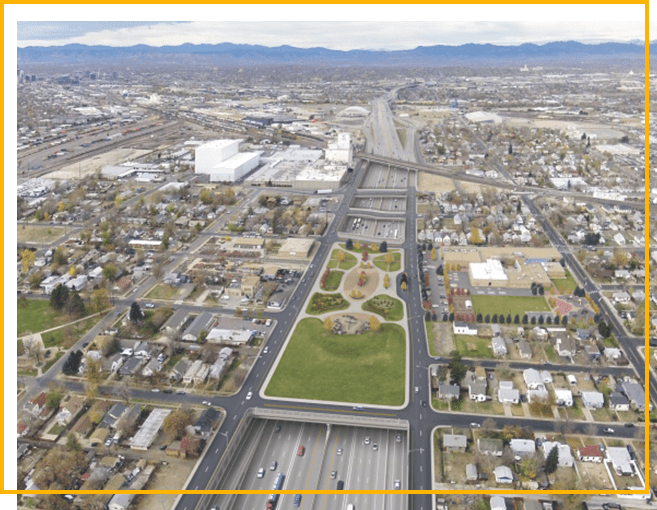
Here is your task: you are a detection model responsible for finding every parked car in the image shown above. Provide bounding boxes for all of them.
[603,427,615,434]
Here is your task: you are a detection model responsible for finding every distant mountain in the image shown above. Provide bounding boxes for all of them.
[17,41,648,66]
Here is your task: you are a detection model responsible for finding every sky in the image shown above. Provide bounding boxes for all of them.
[16,20,645,50]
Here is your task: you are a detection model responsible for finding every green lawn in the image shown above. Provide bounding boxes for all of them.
[453,335,493,358]
[17,299,64,335]
[320,271,344,292]
[471,295,549,317]
[330,249,357,270]
[552,271,577,294]
[306,293,350,315]
[265,318,406,405]
[145,284,182,300]
[362,295,404,321]
[426,322,438,357]
[373,252,402,272]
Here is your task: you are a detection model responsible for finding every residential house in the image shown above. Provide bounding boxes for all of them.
[493,465,513,484]
[469,382,487,402]
[193,408,220,438]
[453,321,477,336]
[542,442,574,467]
[523,369,544,390]
[108,494,135,510]
[578,445,604,463]
[55,395,85,426]
[100,402,127,430]
[89,427,110,447]
[141,358,163,378]
[162,309,190,337]
[527,388,549,403]
[518,340,533,359]
[182,312,215,342]
[183,359,203,385]
[115,404,141,435]
[540,370,553,385]
[491,337,507,356]
[24,392,47,418]
[584,344,601,362]
[555,336,577,357]
[170,358,191,381]
[442,434,467,452]
[193,364,209,385]
[510,439,536,458]
[619,381,645,411]
[438,384,461,401]
[497,381,520,404]
[608,391,630,411]
[576,329,591,341]
[604,348,623,362]
[612,291,631,304]
[554,389,573,407]
[118,356,144,377]
[606,447,634,476]
[581,391,605,409]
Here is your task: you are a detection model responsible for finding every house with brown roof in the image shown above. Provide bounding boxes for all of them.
[56,395,85,425]
[24,391,47,418]
[578,445,604,463]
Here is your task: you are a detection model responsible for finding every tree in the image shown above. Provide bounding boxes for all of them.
[66,432,82,452]
[598,321,611,338]
[345,239,353,250]
[25,335,45,365]
[491,314,498,324]
[476,313,483,323]
[163,407,194,439]
[383,274,390,289]
[102,263,119,281]
[506,314,512,324]
[90,287,111,313]
[514,314,520,324]
[323,317,334,332]
[50,284,70,310]
[401,281,407,292]
[431,248,437,261]
[21,249,36,273]
[484,314,490,323]
[522,314,529,325]
[66,292,86,318]
[129,302,143,323]
[46,389,64,410]
[481,417,497,432]
[369,315,381,332]
[379,241,387,253]
[362,250,368,262]
[562,315,568,326]
[545,445,559,474]
[354,241,361,250]
[469,228,483,245]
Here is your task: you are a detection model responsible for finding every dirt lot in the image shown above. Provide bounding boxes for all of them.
[17,225,66,244]
[417,171,456,193]
[135,458,196,510]
[431,322,455,355]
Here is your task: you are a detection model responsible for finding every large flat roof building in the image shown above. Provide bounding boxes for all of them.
[130,408,171,450]
[195,139,261,182]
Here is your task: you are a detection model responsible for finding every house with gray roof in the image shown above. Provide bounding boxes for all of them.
[438,384,461,401]
[442,434,467,452]
[581,391,605,409]
[609,391,630,411]
[469,382,487,402]
[182,312,215,342]
[510,439,535,458]
[619,380,645,411]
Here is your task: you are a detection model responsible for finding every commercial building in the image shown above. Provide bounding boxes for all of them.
[278,238,315,259]
[195,139,261,182]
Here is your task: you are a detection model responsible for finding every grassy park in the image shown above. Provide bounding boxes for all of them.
[373,252,401,272]
[320,270,344,292]
[362,295,404,321]
[265,318,406,405]
[306,293,350,315]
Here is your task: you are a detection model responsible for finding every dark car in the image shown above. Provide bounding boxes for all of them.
[163,389,173,394]
[421,400,427,407]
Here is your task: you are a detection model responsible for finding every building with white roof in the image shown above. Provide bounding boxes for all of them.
[543,442,574,467]
[469,259,508,285]
[130,408,171,450]
[195,139,260,182]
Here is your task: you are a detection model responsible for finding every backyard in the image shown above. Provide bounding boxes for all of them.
[453,334,493,358]
[265,318,406,405]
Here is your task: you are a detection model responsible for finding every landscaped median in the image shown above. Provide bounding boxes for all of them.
[265,318,406,405]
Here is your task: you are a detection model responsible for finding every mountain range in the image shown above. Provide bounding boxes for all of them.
[17,41,648,66]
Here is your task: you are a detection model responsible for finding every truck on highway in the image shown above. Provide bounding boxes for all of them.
[315,189,332,195]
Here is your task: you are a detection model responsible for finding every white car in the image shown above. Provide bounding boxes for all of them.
[246,391,253,400]
[263,347,269,354]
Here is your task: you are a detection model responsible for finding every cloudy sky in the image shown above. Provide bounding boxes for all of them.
[12,5,648,50]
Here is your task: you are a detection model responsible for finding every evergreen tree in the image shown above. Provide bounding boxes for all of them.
[50,284,70,310]
[476,313,483,323]
[491,314,498,324]
[561,315,568,326]
[484,314,490,323]
[379,240,387,253]
[448,312,455,322]
[514,314,520,324]
[499,314,505,324]
[530,316,537,325]
[346,239,353,250]
[522,314,529,325]
[129,302,144,323]
[507,314,512,324]
[545,445,559,474]
[538,315,544,325]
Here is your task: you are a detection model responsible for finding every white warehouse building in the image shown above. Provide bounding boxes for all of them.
[195,139,261,182]
[325,132,353,166]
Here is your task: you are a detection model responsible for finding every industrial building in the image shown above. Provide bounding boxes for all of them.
[195,139,261,182]
[244,132,352,191]
[130,408,171,450]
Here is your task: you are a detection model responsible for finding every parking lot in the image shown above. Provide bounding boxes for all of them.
[339,215,406,243]
[350,194,407,213]
[358,162,410,190]
[208,418,407,510]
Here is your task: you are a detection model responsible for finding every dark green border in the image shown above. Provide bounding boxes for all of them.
[5,4,644,494]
